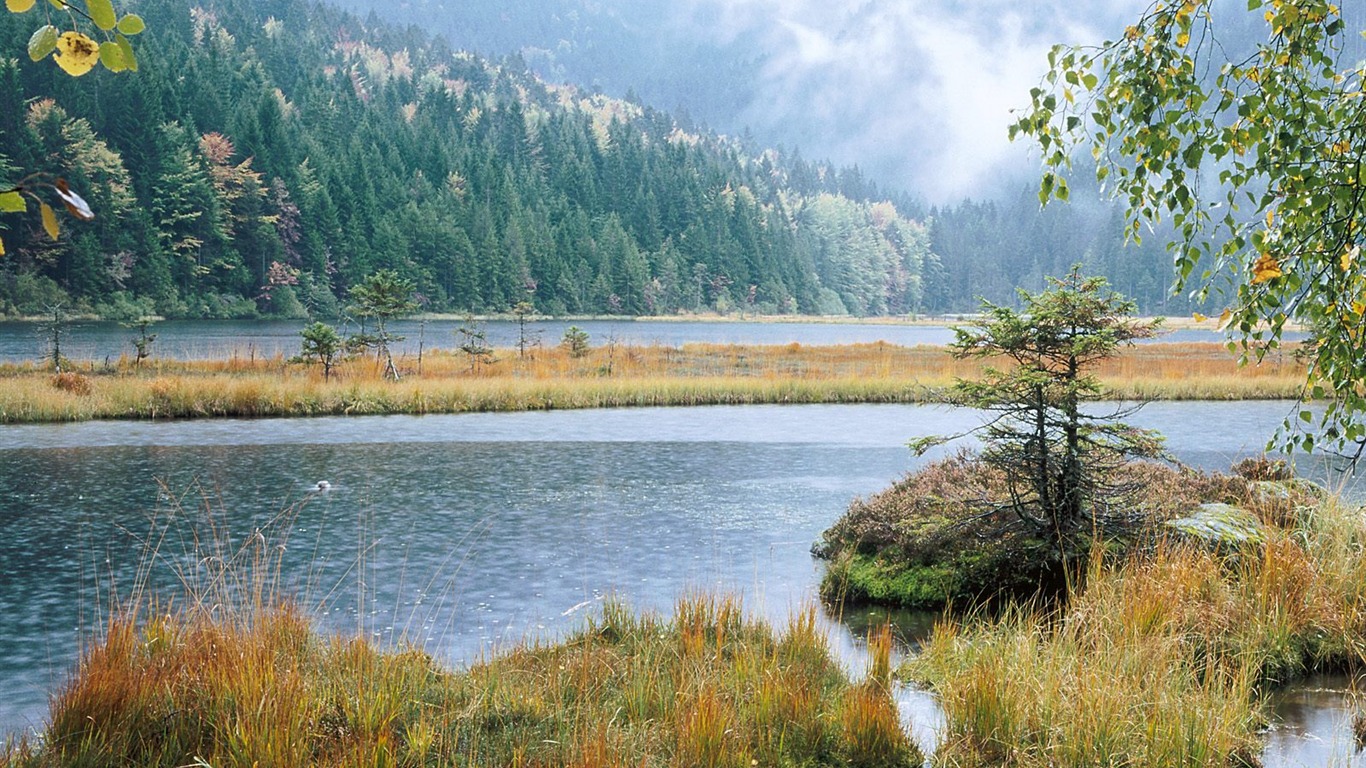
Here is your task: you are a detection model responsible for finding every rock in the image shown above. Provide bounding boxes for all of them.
[1164,503,1267,547]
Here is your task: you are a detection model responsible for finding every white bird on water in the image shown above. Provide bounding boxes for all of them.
[314,480,331,492]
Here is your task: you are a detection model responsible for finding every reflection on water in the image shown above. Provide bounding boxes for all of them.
[0,401,1358,758]
[1264,676,1365,768]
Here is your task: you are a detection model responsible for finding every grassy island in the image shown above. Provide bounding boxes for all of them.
[0,340,1303,423]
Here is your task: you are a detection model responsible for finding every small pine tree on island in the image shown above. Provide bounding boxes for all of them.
[913,266,1164,562]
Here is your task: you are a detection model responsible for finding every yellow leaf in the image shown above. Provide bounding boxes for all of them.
[53,31,99,76]
[0,190,24,212]
[1353,300,1365,316]
[40,202,59,240]
[1252,253,1283,284]
[5,0,36,12]
[1342,245,1359,272]
[1192,312,1208,323]
[1265,208,1275,227]
[1216,308,1233,331]
[0,235,5,256]
[1176,32,1190,47]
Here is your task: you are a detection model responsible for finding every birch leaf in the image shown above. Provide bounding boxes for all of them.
[115,13,143,34]
[54,179,94,220]
[27,24,57,61]
[86,0,116,31]
[115,33,136,71]
[99,40,125,71]
[54,31,99,76]
[40,202,59,240]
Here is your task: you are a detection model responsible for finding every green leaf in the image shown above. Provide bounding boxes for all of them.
[86,0,116,30]
[45,0,64,7]
[98,39,124,71]
[6,0,37,12]
[115,12,144,35]
[27,24,57,61]
[0,191,24,212]
[115,33,136,71]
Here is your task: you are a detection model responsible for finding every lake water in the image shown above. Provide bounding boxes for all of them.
[0,401,1358,763]
[0,318,1241,363]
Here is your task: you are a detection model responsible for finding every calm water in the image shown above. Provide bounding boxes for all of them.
[0,318,1240,363]
[0,401,1358,762]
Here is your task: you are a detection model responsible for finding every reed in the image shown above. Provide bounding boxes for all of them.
[0,341,1305,423]
[2,514,924,768]
[911,496,1366,767]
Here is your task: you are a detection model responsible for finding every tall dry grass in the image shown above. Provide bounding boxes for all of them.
[0,340,1305,423]
[912,496,1366,767]
[1,504,923,768]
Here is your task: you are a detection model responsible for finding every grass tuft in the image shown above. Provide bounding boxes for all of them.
[3,521,924,768]
[910,496,1366,768]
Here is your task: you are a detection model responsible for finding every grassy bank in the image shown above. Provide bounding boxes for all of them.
[911,496,1366,767]
[2,593,920,768]
[0,341,1303,423]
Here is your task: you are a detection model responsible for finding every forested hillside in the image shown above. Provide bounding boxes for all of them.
[328,0,1208,317]
[0,0,934,319]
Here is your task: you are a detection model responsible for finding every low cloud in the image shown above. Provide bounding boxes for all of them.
[675,0,1151,201]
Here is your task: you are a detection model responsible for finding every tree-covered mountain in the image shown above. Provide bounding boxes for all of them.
[1,0,1207,322]
[0,0,935,319]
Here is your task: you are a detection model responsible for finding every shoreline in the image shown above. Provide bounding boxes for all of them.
[0,341,1306,425]
[0,311,1259,331]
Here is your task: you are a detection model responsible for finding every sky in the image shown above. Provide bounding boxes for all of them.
[666,0,1154,201]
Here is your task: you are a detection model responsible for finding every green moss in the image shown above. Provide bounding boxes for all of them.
[821,551,958,609]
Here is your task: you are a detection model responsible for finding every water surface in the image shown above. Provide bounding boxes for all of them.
[0,401,1356,760]
[0,318,1239,363]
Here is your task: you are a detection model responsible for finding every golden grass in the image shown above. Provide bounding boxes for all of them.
[0,341,1305,423]
[0,490,923,768]
[5,594,922,768]
[911,497,1366,767]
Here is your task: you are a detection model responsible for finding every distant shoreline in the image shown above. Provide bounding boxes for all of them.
[0,340,1304,425]
[0,311,1264,332]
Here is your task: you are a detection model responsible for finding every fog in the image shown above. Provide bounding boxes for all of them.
[338,0,1358,203]
[666,0,1151,200]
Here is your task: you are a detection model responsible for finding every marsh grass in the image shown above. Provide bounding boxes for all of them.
[1,505,923,768]
[910,496,1366,767]
[0,341,1303,423]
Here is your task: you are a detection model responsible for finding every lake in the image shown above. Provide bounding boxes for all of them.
[0,401,1358,764]
[0,317,1242,363]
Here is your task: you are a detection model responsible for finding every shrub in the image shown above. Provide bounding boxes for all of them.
[50,372,92,396]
